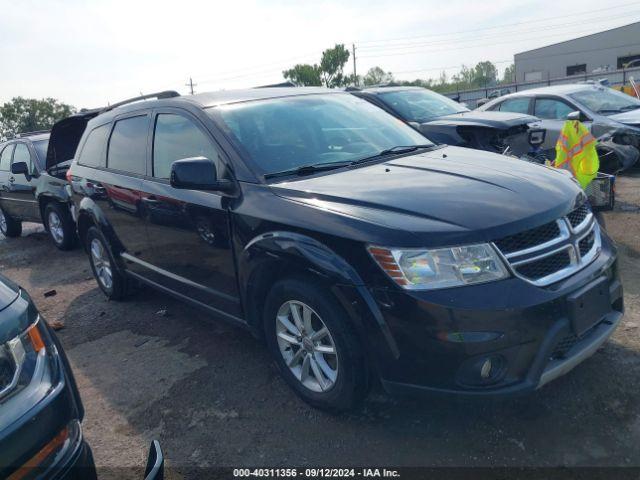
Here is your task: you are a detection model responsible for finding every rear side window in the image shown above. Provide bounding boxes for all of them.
[499,98,530,114]
[13,143,33,172]
[0,144,14,171]
[107,116,148,175]
[78,124,110,168]
[152,113,223,179]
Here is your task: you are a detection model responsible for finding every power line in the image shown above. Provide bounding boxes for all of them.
[358,27,640,59]
[356,1,640,46]
[357,11,640,52]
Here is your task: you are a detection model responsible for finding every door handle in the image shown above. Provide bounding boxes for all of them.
[144,195,159,203]
[8,177,14,183]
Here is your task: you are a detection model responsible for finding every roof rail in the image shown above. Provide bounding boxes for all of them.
[344,86,361,92]
[15,130,50,138]
[254,81,296,88]
[103,90,180,112]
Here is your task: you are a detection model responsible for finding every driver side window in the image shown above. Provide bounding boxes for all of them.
[12,143,34,174]
[153,113,224,180]
[534,98,575,120]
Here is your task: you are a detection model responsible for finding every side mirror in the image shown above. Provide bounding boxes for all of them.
[11,161,29,176]
[143,440,164,480]
[170,157,234,193]
[567,110,587,122]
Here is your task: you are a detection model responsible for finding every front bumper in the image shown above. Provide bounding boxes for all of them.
[358,233,623,397]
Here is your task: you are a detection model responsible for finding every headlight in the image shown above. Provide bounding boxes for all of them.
[0,317,48,401]
[368,244,509,290]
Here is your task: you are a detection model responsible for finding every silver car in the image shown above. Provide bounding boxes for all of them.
[478,84,640,171]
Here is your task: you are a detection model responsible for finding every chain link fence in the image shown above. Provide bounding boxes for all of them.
[443,67,640,108]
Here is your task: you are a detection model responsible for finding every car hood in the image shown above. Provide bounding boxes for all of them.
[608,108,640,127]
[46,108,102,169]
[271,146,584,246]
[423,110,539,129]
[0,274,19,312]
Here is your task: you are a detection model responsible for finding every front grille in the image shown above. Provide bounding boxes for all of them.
[0,354,14,392]
[494,203,599,287]
[579,230,596,257]
[514,249,572,281]
[494,220,561,255]
[567,204,590,229]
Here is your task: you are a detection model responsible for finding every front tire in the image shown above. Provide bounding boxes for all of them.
[44,203,76,250]
[86,226,127,300]
[264,276,368,412]
[0,208,22,237]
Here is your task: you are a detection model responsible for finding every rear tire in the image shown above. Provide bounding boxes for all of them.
[264,276,368,412]
[86,226,128,300]
[44,202,76,250]
[0,208,22,238]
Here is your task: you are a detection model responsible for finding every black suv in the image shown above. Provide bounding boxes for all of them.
[68,88,623,411]
[0,131,77,249]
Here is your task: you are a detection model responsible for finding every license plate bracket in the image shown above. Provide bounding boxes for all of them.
[567,276,611,336]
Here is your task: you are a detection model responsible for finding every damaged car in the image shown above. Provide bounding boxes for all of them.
[478,84,640,173]
[350,86,544,157]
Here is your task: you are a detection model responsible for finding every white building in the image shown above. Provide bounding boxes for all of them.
[514,22,640,83]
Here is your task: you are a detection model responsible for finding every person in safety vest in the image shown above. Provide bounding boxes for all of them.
[554,118,599,188]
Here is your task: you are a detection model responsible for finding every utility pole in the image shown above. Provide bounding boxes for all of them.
[185,77,197,95]
[352,43,357,86]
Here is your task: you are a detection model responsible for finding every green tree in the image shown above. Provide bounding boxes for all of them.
[283,44,352,88]
[0,97,75,140]
[362,66,394,86]
[473,61,498,87]
[282,64,322,86]
[501,64,515,84]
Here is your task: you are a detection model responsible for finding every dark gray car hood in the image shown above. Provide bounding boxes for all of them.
[423,110,539,129]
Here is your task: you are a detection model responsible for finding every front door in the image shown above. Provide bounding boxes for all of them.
[141,109,241,319]
[533,97,591,153]
[0,144,15,215]
[5,142,39,221]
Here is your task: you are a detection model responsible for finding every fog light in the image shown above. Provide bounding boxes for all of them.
[480,358,492,379]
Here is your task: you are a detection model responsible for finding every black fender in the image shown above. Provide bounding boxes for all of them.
[76,197,126,263]
[238,231,399,359]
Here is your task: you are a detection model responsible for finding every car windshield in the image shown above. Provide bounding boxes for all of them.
[377,89,469,123]
[33,139,49,168]
[569,87,640,115]
[213,93,431,175]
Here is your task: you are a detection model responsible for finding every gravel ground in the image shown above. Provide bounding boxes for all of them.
[1,173,639,478]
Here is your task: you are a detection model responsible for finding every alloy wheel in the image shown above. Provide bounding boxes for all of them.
[90,238,113,291]
[275,300,339,393]
[0,210,6,235]
[48,211,64,245]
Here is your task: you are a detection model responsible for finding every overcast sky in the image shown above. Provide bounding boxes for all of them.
[1,0,639,108]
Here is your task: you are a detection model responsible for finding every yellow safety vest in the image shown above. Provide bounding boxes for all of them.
[554,120,599,188]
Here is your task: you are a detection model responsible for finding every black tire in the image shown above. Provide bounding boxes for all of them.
[0,208,22,237]
[264,276,368,412]
[86,226,128,300]
[44,202,76,250]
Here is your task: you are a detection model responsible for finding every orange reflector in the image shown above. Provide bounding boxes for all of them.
[8,427,69,480]
[27,323,45,352]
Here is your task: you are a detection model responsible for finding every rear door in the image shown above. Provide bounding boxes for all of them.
[4,142,40,221]
[74,113,154,276]
[0,144,14,214]
[140,108,241,319]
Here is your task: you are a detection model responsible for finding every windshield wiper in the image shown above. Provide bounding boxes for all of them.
[619,104,640,112]
[350,144,434,165]
[597,108,623,114]
[264,161,352,179]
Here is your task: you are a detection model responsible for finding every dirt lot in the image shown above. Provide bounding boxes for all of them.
[1,174,639,478]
